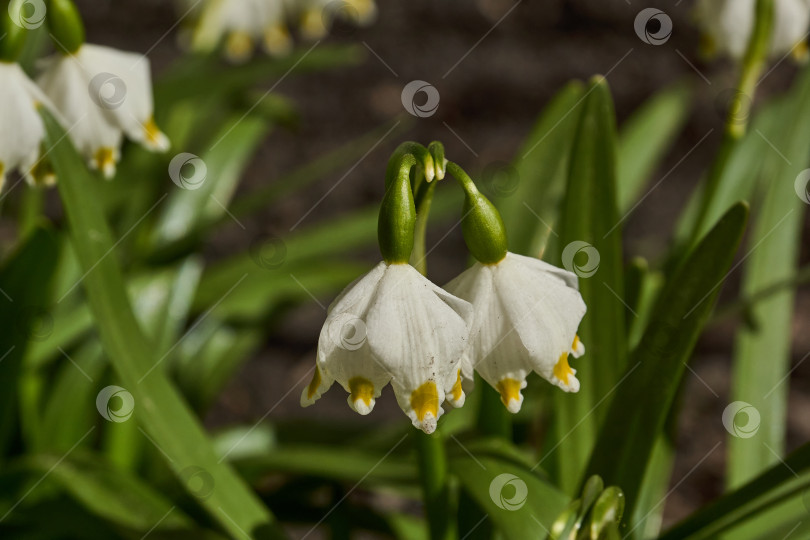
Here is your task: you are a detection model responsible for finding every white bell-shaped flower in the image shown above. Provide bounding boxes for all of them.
[37,44,169,178]
[695,0,810,60]
[301,261,473,434]
[194,0,291,62]
[0,62,51,189]
[445,253,586,414]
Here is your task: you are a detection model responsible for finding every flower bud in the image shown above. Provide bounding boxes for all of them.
[378,153,417,264]
[448,162,507,264]
[47,0,85,54]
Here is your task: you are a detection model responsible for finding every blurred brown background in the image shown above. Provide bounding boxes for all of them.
[69,0,810,528]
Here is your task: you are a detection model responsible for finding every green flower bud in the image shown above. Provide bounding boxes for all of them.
[447,161,507,264]
[1,1,31,61]
[47,0,85,54]
[378,153,417,264]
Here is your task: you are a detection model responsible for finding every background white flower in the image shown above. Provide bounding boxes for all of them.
[37,44,169,178]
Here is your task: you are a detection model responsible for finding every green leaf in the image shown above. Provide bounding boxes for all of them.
[41,108,284,539]
[493,80,585,257]
[451,454,570,540]
[0,226,59,459]
[660,442,810,540]
[550,77,627,493]
[585,202,749,520]
[728,66,810,489]
[617,84,691,213]
[150,115,269,250]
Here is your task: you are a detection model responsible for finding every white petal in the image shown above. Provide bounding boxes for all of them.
[0,64,46,180]
[366,264,472,433]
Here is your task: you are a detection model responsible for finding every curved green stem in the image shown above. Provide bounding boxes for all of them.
[688,0,773,246]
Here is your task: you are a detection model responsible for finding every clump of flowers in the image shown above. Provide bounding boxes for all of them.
[301,142,587,433]
[0,0,168,188]
[180,0,377,63]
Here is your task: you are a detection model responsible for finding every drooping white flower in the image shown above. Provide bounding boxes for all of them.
[296,0,378,41]
[695,0,810,61]
[445,252,586,414]
[301,261,473,434]
[193,0,292,62]
[37,44,169,179]
[0,62,51,190]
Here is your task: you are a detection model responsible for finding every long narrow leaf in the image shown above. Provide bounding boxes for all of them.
[41,108,284,539]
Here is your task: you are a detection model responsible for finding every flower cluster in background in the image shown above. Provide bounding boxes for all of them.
[1,1,168,189]
[695,0,810,60]
[177,0,377,62]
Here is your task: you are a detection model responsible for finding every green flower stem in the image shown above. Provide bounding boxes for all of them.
[402,142,454,540]
[378,153,417,264]
[688,0,773,245]
[46,0,85,54]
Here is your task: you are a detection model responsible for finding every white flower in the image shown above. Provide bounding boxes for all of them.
[0,62,53,190]
[36,44,169,179]
[445,253,586,414]
[193,0,292,62]
[301,261,473,434]
[296,0,377,41]
[695,0,810,60]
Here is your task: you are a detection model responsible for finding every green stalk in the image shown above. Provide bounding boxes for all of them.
[688,0,773,246]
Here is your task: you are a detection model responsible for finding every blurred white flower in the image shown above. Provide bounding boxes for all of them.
[192,0,292,62]
[37,44,169,179]
[695,0,810,61]
[297,0,377,40]
[445,253,586,413]
[0,62,51,190]
[301,261,473,434]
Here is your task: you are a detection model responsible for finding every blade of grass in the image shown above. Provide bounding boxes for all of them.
[41,108,285,539]
[550,76,627,494]
[728,65,810,489]
[585,202,749,520]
